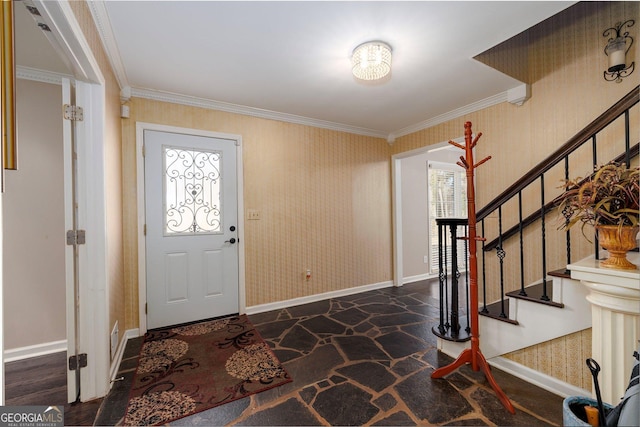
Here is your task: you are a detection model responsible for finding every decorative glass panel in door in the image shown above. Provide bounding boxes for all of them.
[164,146,222,235]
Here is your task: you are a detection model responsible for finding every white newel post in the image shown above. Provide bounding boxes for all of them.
[569,252,640,405]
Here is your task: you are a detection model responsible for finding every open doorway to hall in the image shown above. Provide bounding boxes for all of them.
[394,140,469,286]
[427,161,468,276]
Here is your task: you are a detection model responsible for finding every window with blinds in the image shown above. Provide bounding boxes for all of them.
[427,161,468,275]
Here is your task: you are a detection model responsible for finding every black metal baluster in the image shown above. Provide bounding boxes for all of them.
[497,206,507,318]
[518,191,526,296]
[540,174,550,301]
[592,134,599,260]
[464,223,470,333]
[444,225,450,330]
[563,156,572,273]
[481,220,488,314]
[625,110,630,167]
[437,221,445,334]
[450,224,460,337]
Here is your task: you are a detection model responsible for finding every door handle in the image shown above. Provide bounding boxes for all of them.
[225,238,237,244]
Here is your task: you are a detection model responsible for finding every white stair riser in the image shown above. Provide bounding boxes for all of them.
[439,277,591,359]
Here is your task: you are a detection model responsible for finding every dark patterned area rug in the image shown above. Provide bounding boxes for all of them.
[123,314,292,426]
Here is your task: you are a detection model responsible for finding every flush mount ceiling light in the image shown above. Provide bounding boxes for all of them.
[351,41,392,81]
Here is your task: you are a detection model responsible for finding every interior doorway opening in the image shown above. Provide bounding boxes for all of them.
[392,138,469,287]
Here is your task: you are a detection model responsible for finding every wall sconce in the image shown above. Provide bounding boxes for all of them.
[603,20,635,83]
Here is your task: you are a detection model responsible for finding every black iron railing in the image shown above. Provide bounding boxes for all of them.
[434,86,639,335]
[478,86,638,319]
[432,218,471,342]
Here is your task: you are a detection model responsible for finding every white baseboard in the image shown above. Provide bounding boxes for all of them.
[438,339,590,398]
[488,356,591,398]
[4,340,67,362]
[109,328,140,382]
[403,273,437,284]
[246,280,394,315]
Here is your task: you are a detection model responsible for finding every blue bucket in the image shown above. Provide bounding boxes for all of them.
[563,396,613,426]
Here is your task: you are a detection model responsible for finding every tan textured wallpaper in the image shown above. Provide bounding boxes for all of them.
[121,100,392,317]
[391,1,639,390]
[81,0,638,391]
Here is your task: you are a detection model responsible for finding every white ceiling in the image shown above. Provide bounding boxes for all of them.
[16,1,575,139]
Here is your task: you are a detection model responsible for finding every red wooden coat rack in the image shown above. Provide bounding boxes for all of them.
[430,121,515,414]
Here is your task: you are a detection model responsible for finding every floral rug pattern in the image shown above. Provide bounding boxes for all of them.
[123,315,291,426]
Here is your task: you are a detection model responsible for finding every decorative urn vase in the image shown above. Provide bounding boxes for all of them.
[596,224,639,270]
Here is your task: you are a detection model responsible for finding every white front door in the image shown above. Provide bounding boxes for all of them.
[144,130,239,329]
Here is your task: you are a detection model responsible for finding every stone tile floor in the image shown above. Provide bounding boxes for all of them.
[95,280,564,426]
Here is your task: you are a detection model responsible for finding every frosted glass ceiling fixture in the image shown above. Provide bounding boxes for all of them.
[351,41,392,81]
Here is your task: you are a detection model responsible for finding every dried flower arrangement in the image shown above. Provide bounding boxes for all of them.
[558,162,639,235]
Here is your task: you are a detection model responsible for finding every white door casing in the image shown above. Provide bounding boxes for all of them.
[61,77,109,402]
[72,79,110,401]
[62,78,77,403]
[141,126,244,330]
[4,1,110,403]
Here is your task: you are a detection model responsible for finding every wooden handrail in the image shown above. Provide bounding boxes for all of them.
[477,85,639,222]
[483,141,639,251]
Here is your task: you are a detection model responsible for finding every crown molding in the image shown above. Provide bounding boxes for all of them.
[16,65,72,85]
[389,91,510,140]
[86,0,524,141]
[86,0,385,138]
[86,0,130,90]
[131,87,390,139]
[132,87,517,142]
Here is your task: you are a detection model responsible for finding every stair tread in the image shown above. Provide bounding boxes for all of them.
[505,281,564,308]
[479,301,519,325]
[548,268,571,279]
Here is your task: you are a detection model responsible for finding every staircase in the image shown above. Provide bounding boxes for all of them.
[477,276,591,359]
[434,86,639,364]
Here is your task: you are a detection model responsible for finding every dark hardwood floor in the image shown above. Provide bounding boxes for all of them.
[4,352,102,426]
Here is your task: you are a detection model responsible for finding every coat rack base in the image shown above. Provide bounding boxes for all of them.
[431,344,516,414]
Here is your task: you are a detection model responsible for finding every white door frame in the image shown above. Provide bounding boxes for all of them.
[31,0,109,402]
[136,122,246,334]
[392,140,465,288]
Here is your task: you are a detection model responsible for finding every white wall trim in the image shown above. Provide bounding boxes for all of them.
[27,0,109,404]
[85,0,129,90]
[131,87,514,143]
[391,158,403,287]
[246,280,393,315]
[136,122,245,335]
[16,65,72,85]
[32,0,103,84]
[109,329,140,382]
[131,87,389,139]
[488,356,591,398]
[390,92,509,140]
[75,80,110,402]
[403,273,437,284]
[85,0,520,143]
[391,140,461,289]
[4,340,68,363]
[438,341,590,398]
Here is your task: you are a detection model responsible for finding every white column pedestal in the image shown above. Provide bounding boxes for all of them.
[569,252,640,405]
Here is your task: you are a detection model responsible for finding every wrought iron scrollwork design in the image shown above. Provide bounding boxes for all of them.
[164,147,222,234]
